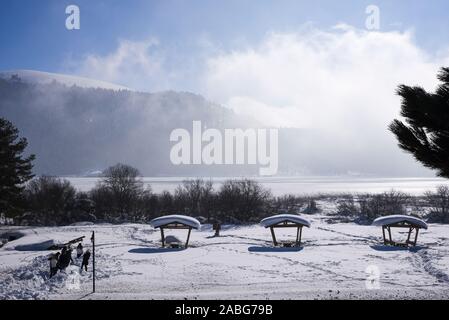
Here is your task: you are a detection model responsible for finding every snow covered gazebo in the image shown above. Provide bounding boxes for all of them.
[260,214,311,247]
[372,215,428,247]
[150,215,201,249]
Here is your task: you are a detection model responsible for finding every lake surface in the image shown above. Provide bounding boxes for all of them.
[64,176,449,196]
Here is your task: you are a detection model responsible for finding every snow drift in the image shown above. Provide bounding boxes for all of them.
[260,214,311,228]
[372,215,428,229]
[13,240,59,252]
[150,215,201,229]
[0,70,130,91]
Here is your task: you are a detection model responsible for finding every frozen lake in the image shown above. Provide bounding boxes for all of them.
[64,176,449,196]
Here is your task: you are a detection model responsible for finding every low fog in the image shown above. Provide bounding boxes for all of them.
[0,71,434,177]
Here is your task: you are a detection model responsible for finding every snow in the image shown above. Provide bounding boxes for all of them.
[14,240,58,252]
[260,214,311,228]
[0,70,130,91]
[1,204,449,300]
[0,231,25,241]
[372,215,428,229]
[150,215,201,229]
[70,222,95,227]
[1,228,62,251]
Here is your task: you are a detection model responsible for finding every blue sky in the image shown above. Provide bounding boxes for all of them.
[1,0,449,73]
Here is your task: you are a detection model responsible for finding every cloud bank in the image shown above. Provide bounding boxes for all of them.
[68,26,449,176]
[204,26,446,128]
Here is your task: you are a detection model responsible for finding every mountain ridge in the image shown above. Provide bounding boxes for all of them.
[0,69,130,91]
[0,71,263,176]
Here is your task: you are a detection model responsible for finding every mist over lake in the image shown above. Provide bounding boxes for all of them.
[64,176,448,196]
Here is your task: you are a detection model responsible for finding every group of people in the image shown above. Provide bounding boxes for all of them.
[48,242,91,278]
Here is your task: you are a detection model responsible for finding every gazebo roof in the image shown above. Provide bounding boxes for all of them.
[150,215,201,229]
[372,215,428,229]
[260,214,311,228]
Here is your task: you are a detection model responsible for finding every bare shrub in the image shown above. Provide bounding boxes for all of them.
[425,185,449,223]
[359,190,409,222]
[303,198,319,214]
[23,176,76,225]
[216,179,272,223]
[271,195,305,215]
[336,196,358,217]
[91,163,148,221]
[174,179,214,221]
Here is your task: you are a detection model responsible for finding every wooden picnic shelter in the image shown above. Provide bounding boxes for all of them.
[260,214,311,247]
[372,215,428,247]
[149,215,201,248]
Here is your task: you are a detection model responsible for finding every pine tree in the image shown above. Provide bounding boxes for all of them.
[0,118,35,217]
[389,67,449,178]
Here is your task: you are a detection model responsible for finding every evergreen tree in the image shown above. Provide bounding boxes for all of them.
[390,67,449,178]
[0,118,35,217]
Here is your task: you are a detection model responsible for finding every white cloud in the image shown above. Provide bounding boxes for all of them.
[202,28,444,130]
[199,27,449,175]
[71,38,172,92]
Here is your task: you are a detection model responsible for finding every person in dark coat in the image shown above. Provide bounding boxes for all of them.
[76,243,83,258]
[57,246,67,270]
[67,245,74,264]
[59,246,67,260]
[213,222,221,237]
[49,252,60,278]
[58,245,74,270]
[80,249,91,272]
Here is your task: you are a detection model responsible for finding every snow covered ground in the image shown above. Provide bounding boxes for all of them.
[1,207,449,300]
[0,70,130,91]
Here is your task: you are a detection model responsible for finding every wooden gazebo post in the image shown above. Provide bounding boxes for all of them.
[296,226,303,247]
[270,227,278,246]
[413,227,419,247]
[160,227,165,248]
[406,227,413,245]
[387,226,392,244]
[185,227,192,248]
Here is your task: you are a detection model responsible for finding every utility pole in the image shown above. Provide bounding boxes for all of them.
[91,231,95,293]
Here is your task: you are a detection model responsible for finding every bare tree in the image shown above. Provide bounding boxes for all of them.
[359,190,409,222]
[336,196,358,217]
[23,176,76,225]
[175,179,214,220]
[271,195,305,215]
[218,179,272,222]
[96,163,144,220]
[425,185,449,223]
